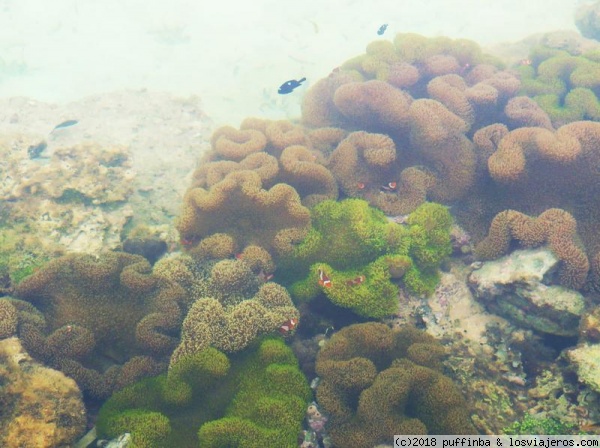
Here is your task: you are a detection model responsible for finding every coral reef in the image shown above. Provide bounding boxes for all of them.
[97,338,310,448]
[11,252,185,398]
[315,323,475,446]
[567,344,600,393]
[167,35,600,295]
[0,337,86,448]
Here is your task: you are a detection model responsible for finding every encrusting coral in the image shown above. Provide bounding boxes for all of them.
[0,337,87,448]
[315,323,475,446]
[97,338,311,448]
[0,135,135,254]
[11,252,186,398]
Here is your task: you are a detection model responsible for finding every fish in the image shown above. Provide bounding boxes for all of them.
[278,77,306,94]
[27,140,48,159]
[318,268,332,288]
[258,270,274,282]
[380,182,397,192]
[51,119,78,132]
[278,317,298,335]
[357,182,366,189]
[346,275,366,286]
[180,235,198,248]
[377,24,388,35]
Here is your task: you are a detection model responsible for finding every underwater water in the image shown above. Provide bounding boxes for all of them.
[2,0,600,447]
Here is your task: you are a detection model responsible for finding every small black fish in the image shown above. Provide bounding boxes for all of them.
[278,77,306,94]
[27,140,48,159]
[51,119,78,132]
[377,24,388,35]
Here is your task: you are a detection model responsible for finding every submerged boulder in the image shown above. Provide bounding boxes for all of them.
[469,248,585,336]
[0,337,86,447]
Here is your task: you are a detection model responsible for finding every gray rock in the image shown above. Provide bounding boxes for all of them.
[567,344,600,393]
[469,248,585,336]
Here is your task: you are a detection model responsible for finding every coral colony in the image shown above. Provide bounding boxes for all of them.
[4,32,600,447]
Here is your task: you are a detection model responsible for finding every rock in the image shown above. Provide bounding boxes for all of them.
[576,1,600,41]
[0,337,86,448]
[580,307,600,343]
[122,237,168,265]
[568,344,600,393]
[99,433,132,448]
[469,248,585,336]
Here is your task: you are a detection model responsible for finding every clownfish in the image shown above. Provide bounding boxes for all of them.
[357,182,366,190]
[279,317,298,335]
[380,182,397,192]
[346,275,366,286]
[318,269,332,288]
[258,270,274,282]
[180,236,198,248]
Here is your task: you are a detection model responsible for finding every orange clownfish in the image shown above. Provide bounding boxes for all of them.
[258,270,274,282]
[318,269,332,288]
[346,275,366,286]
[380,182,397,192]
[279,318,298,335]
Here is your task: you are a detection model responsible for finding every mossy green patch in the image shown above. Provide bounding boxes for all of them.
[97,339,310,448]
[519,46,600,126]
[282,200,452,317]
